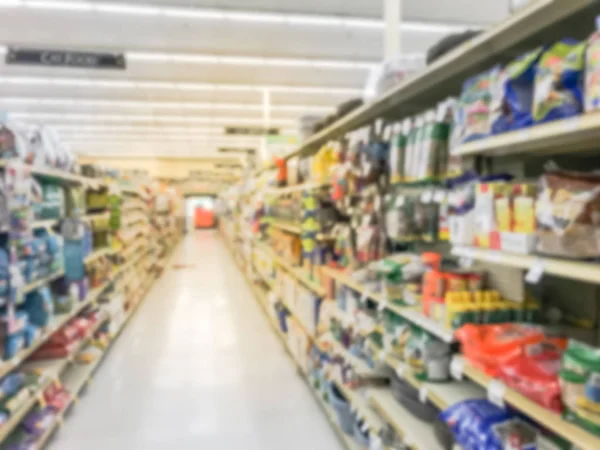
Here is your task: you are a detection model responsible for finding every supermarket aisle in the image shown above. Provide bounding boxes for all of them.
[51,231,342,450]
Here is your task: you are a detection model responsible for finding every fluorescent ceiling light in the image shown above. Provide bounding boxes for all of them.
[45,124,298,134]
[0,96,333,113]
[0,75,360,96]
[23,0,92,10]
[0,0,479,33]
[94,3,159,15]
[9,111,297,125]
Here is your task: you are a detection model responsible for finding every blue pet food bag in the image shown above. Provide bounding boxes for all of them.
[533,39,585,123]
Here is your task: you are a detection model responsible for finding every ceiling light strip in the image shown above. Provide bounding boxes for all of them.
[8,111,297,125]
[0,96,334,113]
[1,0,478,33]
[126,51,382,70]
[0,75,361,95]
[37,124,298,134]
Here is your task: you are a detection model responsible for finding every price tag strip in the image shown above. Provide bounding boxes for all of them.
[525,258,545,284]
[450,356,464,381]
[487,379,506,408]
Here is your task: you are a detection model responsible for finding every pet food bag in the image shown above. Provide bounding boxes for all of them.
[533,39,585,123]
[459,67,499,142]
[585,18,600,112]
[561,339,600,435]
[535,170,600,259]
[490,47,544,134]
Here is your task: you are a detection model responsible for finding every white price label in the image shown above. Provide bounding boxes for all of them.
[379,349,388,361]
[564,116,580,132]
[421,190,433,204]
[487,379,506,408]
[394,196,405,207]
[450,356,464,381]
[518,130,531,141]
[370,435,383,450]
[395,363,406,378]
[419,386,429,403]
[459,257,474,269]
[377,300,388,313]
[525,259,545,284]
[433,190,446,203]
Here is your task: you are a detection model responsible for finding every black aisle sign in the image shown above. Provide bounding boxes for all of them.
[6,47,126,70]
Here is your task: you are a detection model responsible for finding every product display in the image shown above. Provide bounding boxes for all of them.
[216,6,600,450]
[0,149,183,449]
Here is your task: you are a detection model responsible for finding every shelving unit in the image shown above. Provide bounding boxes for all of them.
[0,160,184,449]
[255,242,325,297]
[453,356,600,450]
[218,1,600,448]
[236,259,361,450]
[271,220,302,235]
[452,245,600,284]
[257,1,597,165]
[369,389,444,450]
[455,111,600,157]
[322,266,456,343]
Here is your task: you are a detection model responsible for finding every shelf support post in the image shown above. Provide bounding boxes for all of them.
[384,0,401,59]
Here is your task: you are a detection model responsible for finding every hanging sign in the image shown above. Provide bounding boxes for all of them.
[225,127,280,136]
[6,47,126,70]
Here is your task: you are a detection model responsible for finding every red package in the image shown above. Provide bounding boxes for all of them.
[71,317,92,338]
[496,341,565,413]
[48,324,80,346]
[43,384,71,412]
[30,340,79,361]
[456,324,546,376]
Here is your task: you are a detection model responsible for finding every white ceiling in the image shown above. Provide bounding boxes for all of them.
[0,0,510,160]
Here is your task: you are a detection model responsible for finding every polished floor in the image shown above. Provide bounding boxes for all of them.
[51,231,342,450]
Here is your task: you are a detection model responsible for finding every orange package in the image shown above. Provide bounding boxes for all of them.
[455,323,546,376]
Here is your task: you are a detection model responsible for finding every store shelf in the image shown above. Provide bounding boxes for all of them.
[256,242,325,297]
[369,388,444,450]
[383,354,485,411]
[0,376,53,443]
[0,160,106,187]
[274,0,595,162]
[330,374,386,435]
[31,219,59,230]
[386,304,455,343]
[21,270,65,295]
[84,247,113,265]
[279,298,315,340]
[230,242,364,450]
[322,267,454,342]
[0,313,109,446]
[323,334,387,379]
[452,245,600,285]
[121,187,141,196]
[321,266,386,303]
[306,379,362,450]
[454,355,600,450]
[61,346,105,397]
[271,220,302,235]
[0,276,112,380]
[455,111,600,157]
[265,182,331,195]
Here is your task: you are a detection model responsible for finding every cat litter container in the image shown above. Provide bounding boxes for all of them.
[328,382,354,435]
